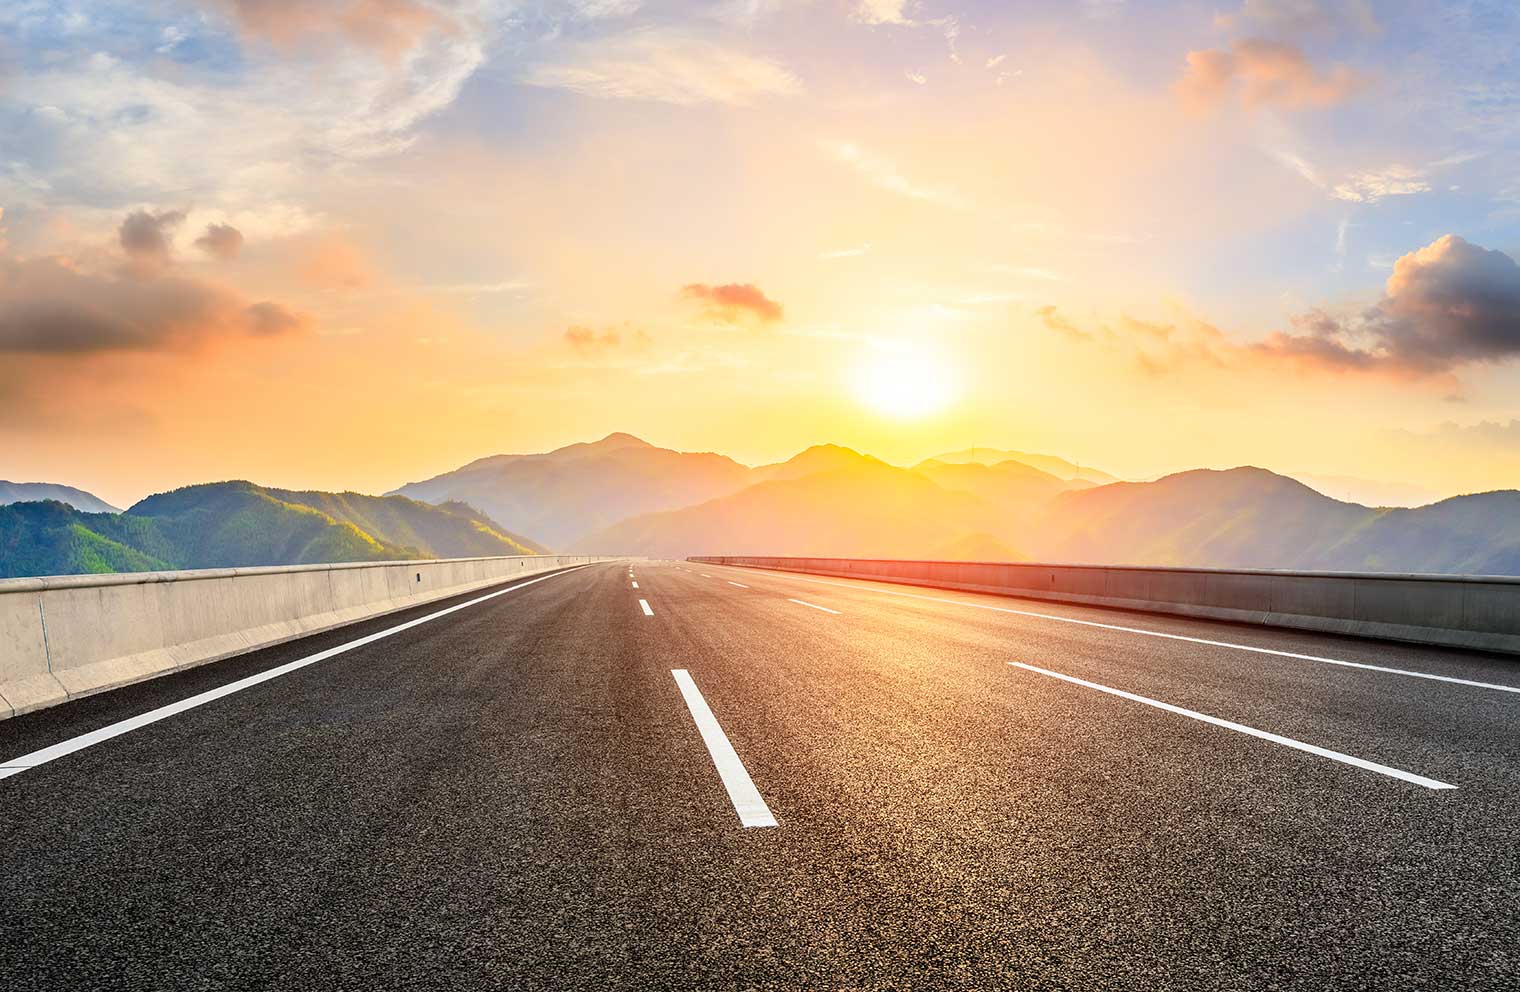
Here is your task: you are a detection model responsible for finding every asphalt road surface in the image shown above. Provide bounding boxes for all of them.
[3,559,1519,990]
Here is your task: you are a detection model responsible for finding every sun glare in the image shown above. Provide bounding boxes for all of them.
[850,349,955,419]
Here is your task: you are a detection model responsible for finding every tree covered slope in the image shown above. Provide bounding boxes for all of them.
[0,481,546,579]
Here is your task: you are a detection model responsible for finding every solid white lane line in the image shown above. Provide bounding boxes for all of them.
[714,568,1520,695]
[0,564,598,781]
[727,581,749,588]
[787,598,840,615]
[1008,662,1456,790]
[671,669,777,828]
[640,599,655,616]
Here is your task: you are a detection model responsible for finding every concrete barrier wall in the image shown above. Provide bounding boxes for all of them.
[690,556,1520,656]
[0,555,623,720]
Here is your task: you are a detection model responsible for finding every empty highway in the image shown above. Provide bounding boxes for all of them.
[2,559,1518,990]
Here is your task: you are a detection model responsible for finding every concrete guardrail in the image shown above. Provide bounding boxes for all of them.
[0,555,623,720]
[690,555,1520,657]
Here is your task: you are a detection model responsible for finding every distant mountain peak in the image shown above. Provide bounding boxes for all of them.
[1153,465,1325,491]
[789,442,866,460]
[595,432,654,448]
[542,432,659,460]
[928,446,1119,485]
[751,444,890,483]
[0,480,122,514]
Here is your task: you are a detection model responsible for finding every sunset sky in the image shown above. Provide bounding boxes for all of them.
[5,0,1520,507]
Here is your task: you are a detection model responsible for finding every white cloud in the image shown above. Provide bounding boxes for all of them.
[1332,165,1431,203]
[426,279,534,294]
[156,25,187,54]
[905,71,926,85]
[1268,147,1326,188]
[0,2,495,226]
[988,263,1063,281]
[826,141,971,210]
[566,0,643,18]
[521,28,803,105]
[855,0,912,26]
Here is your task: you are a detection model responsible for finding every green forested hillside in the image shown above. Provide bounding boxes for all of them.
[0,481,545,579]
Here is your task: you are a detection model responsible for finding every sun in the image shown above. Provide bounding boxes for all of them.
[849,348,955,419]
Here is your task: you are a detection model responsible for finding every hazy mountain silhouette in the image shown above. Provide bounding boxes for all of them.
[932,532,1025,562]
[567,449,1520,575]
[1028,468,1520,573]
[928,447,1119,485]
[578,449,1004,559]
[0,482,544,579]
[391,433,754,549]
[911,458,1075,510]
[1028,468,1369,568]
[1288,472,1443,509]
[752,444,894,482]
[1310,491,1520,574]
[38,434,1513,578]
[0,481,120,514]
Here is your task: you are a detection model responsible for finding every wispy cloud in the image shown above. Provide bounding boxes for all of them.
[854,0,912,26]
[426,279,533,295]
[1,11,491,224]
[564,323,652,355]
[988,263,1063,281]
[521,28,802,105]
[1331,165,1430,203]
[1268,146,1326,188]
[826,141,970,209]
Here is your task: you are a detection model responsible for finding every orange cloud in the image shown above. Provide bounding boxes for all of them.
[681,282,783,325]
[1040,236,1520,386]
[1176,39,1365,111]
[564,324,653,355]
[1035,305,1091,341]
[1037,305,1233,376]
[217,0,454,59]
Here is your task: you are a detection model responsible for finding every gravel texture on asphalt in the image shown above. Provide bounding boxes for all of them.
[2,560,1517,990]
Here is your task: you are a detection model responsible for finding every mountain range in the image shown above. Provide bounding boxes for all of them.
[9,432,1520,579]
[389,434,1093,551]
[0,481,543,579]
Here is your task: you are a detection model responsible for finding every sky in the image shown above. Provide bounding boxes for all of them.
[5,0,1520,508]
